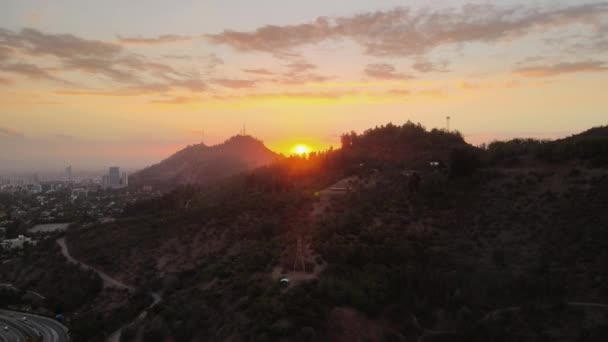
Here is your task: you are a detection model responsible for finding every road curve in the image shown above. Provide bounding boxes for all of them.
[0,309,70,342]
[56,237,134,292]
[56,237,162,342]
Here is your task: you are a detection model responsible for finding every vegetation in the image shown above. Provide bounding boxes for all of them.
[12,122,608,341]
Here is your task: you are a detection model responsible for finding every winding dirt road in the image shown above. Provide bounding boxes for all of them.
[56,237,161,342]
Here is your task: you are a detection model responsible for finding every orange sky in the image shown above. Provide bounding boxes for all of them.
[1,1,607,171]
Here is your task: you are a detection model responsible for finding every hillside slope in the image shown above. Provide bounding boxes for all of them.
[66,123,608,341]
[130,135,280,189]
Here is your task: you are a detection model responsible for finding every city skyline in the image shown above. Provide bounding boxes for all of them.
[1,0,607,171]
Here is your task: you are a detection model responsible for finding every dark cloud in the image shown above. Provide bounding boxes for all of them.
[206,3,608,57]
[242,68,275,75]
[212,78,256,89]
[364,63,413,80]
[514,60,608,77]
[0,126,24,138]
[117,34,192,45]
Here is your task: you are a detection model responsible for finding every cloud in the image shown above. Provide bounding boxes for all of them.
[63,57,139,83]
[117,34,192,45]
[0,126,24,138]
[55,83,171,97]
[0,46,12,61]
[0,27,195,86]
[1,28,122,58]
[0,76,13,85]
[242,68,275,75]
[205,3,608,57]
[212,78,256,89]
[205,17,333,55]
[171,79,207,92]
[364,63,413,80]
[0,63,62,82]
[213,90,348,101]
[412,61,449,73]
[286,62,316,73]
[513,60,608,77]
[149,96,198,104]
[163,54,191,60]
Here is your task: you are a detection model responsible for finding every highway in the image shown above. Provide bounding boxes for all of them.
[0,309,70,342]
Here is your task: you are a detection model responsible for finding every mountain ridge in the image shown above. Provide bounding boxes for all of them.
[130,134,280,189]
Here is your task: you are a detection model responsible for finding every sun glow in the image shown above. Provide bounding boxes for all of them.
[293,144,311,156]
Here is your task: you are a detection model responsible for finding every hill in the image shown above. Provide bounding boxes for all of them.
[129,135,280,189]
[5,122,608,341]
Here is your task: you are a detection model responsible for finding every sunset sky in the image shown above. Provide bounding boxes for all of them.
[1,0,607,171]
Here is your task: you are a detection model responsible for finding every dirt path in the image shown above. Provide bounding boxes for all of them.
[57,237,134,292]
[272,177,359,286]
[56,237,162,342]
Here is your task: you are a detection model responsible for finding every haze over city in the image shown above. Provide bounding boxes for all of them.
[1,0,607,171]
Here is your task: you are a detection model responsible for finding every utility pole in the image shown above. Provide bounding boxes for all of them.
[446,116,451,132]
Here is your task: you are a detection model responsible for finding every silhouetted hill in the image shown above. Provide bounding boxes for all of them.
[561,125,608,141]
[15,123,607,341]
[130,135,280,189]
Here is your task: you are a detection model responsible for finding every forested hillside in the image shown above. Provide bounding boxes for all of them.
[63,123,608,341]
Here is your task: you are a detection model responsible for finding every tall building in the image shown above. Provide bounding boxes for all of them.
[109,167,121,187]
[121,172,129,186]
[65,165,72,182]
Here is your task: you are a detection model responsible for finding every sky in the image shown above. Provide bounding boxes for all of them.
[1,0,607,172]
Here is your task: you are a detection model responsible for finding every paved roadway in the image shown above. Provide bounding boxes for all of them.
[0,309,70,342]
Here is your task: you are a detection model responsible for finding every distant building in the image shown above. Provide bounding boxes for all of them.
[102,167,128,189]
[102,175,110,187]
[71,188,88,199]
[1,235,35,250]
[65,165,72,182]
[109,167,121,187]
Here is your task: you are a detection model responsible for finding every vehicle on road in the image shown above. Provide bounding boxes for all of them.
[3,325,8,331]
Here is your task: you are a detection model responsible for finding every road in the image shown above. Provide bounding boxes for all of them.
[0,309,70,342]
[56,237,134,292]
[56,237,161,342]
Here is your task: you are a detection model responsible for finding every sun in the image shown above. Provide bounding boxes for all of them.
[293,144,311,156]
